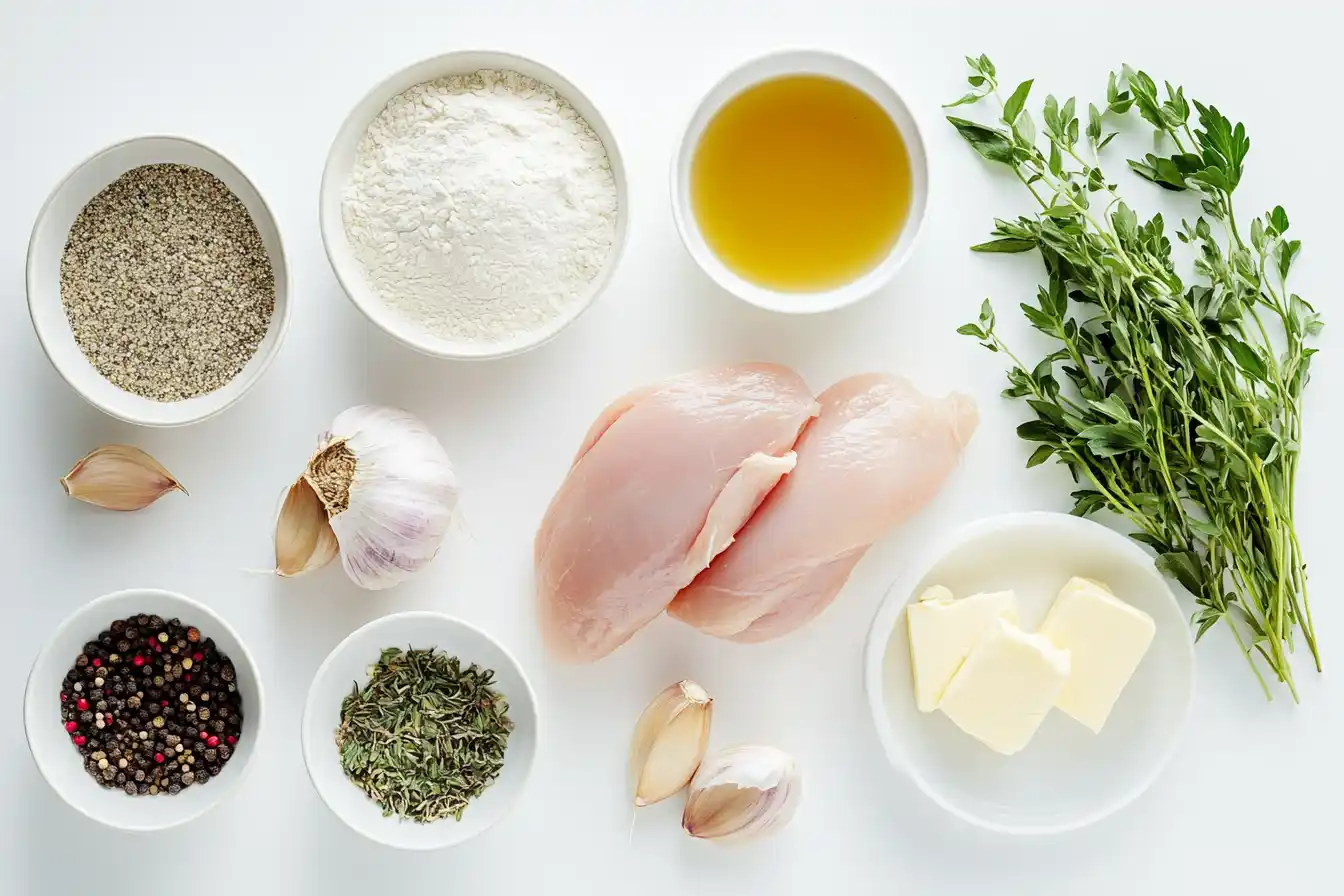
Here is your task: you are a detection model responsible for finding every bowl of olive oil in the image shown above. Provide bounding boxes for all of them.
[672,50,928,313]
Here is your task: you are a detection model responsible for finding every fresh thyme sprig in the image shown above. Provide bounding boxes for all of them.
[948,54,1321,699]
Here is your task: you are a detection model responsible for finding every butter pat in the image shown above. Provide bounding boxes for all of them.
[938,619,1071,755]
[907,587,1018,712]
[1040,577,1155,732]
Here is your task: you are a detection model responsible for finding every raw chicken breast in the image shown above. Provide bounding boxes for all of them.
[669,373,978,642]
[535,363,817,663]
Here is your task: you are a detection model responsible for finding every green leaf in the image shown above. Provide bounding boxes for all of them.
[944,92,983,109]
[968,75,987,87]
[1155,550,1205,598]
[1087,103,1102,143]
[1016,420,1056,442]
[947,117,1016,164]
[1277,239,1301,281]
[1129,532,1168,551]
[955,323,984,338]
[1043,94,1061,133]
[1225,338,1267,381]
[1002,79,1033,125]
[1070,490,1107,517]
[1048,141,1063,176]
[978,54,996,78]
[1187,517,1221,539]
[971,237,1036,253]
[1270,205,1289,235]
[1026,445,1056,468]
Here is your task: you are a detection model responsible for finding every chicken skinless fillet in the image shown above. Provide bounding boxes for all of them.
[668,373,978,642]
[534,363,817,663]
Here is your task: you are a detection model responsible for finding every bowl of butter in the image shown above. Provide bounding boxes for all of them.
[863,511,1194,835]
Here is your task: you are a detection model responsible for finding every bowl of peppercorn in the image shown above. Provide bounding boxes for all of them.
[23,588,264,831]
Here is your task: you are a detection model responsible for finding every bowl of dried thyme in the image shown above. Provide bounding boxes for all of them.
[301,611,538,850]
[26,135,291,426]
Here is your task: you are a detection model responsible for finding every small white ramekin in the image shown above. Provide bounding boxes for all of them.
[863,512,1194,835]
[320,50,629,360]
[24,588,265,832]
[27,135,291,427]
[671,49,930,314]
[301,611,539,850]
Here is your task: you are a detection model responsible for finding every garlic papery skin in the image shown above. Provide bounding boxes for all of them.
[61,445,186,511]
[682,746,801,842]
[630,680,713,807]
[293,405,458,590]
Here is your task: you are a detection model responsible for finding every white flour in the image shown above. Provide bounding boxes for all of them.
[342,69,618,345]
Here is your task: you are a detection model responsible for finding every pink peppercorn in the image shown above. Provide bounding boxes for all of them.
[207,736,219,748]
[227,735,237,745]
[76,698,89,711]
[133,655,146,667]
[192,652,204,662]
[65,721,78,733]
[155,753,165,764]
[91,658,101,667]
[73,735,86,746]
[60,693,68,702]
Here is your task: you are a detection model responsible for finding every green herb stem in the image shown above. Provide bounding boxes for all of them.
[949,56,1320,698]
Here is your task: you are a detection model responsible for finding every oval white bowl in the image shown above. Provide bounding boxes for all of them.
[301,611,539,850]
[24,588,265,831]
[671,49,930,314]
[27,135,291,427]
[863,512,1195,835]
[320,50,629,360]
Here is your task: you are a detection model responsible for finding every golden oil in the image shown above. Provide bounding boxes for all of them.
[690,75,912,292]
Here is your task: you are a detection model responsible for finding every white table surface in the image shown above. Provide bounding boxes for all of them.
[3,1,1339,893]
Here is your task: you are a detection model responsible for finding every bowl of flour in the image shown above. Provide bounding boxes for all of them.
[321,51,627,359]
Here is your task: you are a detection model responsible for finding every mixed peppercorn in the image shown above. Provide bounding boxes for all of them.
[59,614,244,796]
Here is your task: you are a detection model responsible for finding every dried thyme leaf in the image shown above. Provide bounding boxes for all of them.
[335,647,512,823]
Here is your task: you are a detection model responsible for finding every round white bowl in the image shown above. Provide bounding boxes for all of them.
[27,135,291,427]
[24,588,265,831]
[301,611,539,850]
[671,49,929,314]
[863,512,1194,835]
[320,50,629,360]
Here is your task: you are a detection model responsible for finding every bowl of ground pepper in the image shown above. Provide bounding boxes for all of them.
[23,588,264,831]
[27,135,290,426]
[301,611,538,850]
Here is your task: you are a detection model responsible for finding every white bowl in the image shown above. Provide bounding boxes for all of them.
[27,135,291,427]
[671,49,930,314]
[319,51,629,360]
[24,588,265,831]
[863,512,1194,835]
[301,611,539,850]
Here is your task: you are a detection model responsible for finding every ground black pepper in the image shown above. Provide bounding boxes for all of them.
[59,614,243,797]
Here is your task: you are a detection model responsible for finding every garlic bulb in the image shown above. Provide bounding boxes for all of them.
[629,680,713,807]
[682,746,800,842]
[274,406,457,589]
[61,445,186,511]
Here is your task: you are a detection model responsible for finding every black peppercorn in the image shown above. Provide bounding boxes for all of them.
[60,613,243,797]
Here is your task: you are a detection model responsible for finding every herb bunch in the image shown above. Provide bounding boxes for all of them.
[337,647,513,822]
[948,55,1321,698]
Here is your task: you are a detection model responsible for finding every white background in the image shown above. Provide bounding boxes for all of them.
[2,1,1339,893]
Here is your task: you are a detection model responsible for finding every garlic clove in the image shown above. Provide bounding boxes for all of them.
[274,478,338,577]
[60,445,186,511]
[629,680,713,807]
[682,745,801,842]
